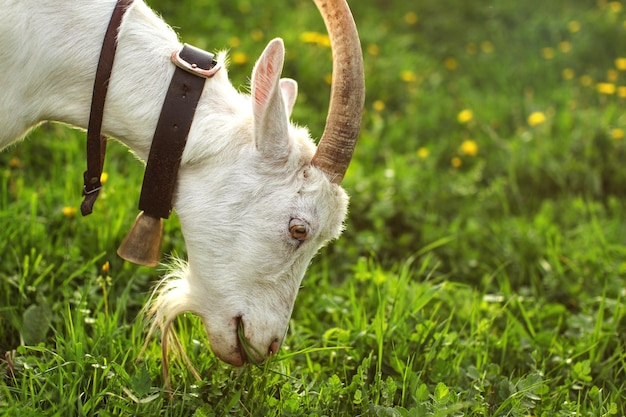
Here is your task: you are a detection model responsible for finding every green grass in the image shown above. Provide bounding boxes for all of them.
[2,0,626,415]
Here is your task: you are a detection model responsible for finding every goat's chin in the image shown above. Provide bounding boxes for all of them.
[142,259,248,369]
[210,344,246,367]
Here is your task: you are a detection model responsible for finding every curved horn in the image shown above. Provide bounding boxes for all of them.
[310,0,365,184]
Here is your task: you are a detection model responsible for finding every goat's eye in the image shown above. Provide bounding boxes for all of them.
[289,219,308,241]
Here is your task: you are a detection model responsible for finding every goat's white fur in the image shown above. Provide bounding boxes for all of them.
[0,0,348,367]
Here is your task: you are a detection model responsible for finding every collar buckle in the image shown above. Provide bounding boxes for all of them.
[171,44,221,78]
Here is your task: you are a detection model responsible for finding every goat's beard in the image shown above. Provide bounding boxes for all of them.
[140,258,201,392]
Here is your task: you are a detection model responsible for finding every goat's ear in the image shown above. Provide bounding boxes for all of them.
[280,78,298,118]
[251,38,290,158]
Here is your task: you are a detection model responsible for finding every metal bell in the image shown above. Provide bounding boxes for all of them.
[117,211,163,267]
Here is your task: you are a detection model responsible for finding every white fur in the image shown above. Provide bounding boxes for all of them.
[0,0,348,367]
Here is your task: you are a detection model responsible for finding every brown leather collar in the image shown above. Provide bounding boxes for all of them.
[82,0,134,216]
[82,0,219,222]
[139,44,219,220]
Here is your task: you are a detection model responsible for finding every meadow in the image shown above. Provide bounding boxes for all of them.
[1,0,626,415]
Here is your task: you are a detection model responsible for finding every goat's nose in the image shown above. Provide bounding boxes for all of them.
[268,338,281,356]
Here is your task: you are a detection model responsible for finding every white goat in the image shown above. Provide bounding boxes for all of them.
[0,0,364,375]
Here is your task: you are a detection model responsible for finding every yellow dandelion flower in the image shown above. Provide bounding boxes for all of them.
[618,86,626,98]
[373,100,385,112]
[607,69,619,82]
[615,58,626,71]
[404,12,418,25]
[238,2,251,13]
[451,157,462,168]
[541,47,555,59]
[609,1,622,13]
[528,111,546,127]
[417,147,429,159]
[228,37,241,48]
[317,34,331,48]
[568,20,581,33]
[300,31,320,44]
[9,156,21,168]
[611,128,625,140]
[62,206,78,218]
[480,41,494,54]
[444,57,458,71]
[580,75,593,87]
[597,82,616,95]
[232,52,248,65]
[102,261,110,275]
[251,29,264,42]
[300,32,330,47]
[457,109,474,124]
[401,70,417,83]
[563,68,575,80]
[460,140,478,156]
[100,172,108,185]
[558,41,572,53]
[367,44,380,56]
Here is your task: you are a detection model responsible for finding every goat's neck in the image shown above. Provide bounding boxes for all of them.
[96,2,182,160]
[8,1,184,161]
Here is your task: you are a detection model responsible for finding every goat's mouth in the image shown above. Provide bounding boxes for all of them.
[236,317,261,366]
[234,316,281,367]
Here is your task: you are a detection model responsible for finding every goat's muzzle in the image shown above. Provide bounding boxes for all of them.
[117,212,163,267]
[222,317,282,367]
